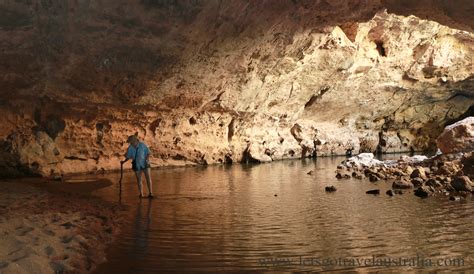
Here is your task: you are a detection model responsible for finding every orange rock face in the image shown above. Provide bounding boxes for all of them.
[0,0,473,176]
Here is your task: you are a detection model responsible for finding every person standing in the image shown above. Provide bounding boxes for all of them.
[121,135,154,198]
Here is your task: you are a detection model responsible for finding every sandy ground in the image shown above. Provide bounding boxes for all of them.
[0,178,126,273]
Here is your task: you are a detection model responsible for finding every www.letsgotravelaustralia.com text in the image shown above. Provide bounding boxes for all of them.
[258,255,466,268]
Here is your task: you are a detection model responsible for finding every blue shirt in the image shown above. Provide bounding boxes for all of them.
[126,142,150,170]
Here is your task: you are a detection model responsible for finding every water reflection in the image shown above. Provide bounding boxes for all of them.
[92,157,473,273]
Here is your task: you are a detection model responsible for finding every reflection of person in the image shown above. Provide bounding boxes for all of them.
[121,135,154,198]
[133,199,153,251]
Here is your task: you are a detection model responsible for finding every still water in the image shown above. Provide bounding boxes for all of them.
[88,157,473,272]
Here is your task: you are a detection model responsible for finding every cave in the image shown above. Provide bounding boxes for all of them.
[0,0,473,273]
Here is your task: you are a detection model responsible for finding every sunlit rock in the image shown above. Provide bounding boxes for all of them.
[436,117,474,154]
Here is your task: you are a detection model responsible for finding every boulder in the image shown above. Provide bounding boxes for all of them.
[451,176,473,192]
[436,117,474,154]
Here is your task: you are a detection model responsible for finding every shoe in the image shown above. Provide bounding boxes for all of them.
[139,194,145,198]
[148,194,154,199]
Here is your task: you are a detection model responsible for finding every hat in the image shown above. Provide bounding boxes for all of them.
[127,135,139,143]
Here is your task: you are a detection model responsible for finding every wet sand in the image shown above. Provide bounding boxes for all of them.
[0,178,126,273]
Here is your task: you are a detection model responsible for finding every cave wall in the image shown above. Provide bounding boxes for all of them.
[0,0,473,176]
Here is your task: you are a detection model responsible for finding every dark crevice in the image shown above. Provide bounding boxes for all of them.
[227,118,235,142]
[375,40,387,57]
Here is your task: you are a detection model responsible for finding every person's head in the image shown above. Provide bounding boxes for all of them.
[127,135,139,147]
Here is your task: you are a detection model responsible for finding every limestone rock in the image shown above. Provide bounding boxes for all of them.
[341,153,383,169]
[436,117,474,154]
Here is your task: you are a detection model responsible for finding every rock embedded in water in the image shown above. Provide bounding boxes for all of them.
[366,189,380,195]
[325,186,337,192]
[307,170,314,175]
[386,189,394,196]
[436,117,474,154]
[451,176,473,192]
[449,196,461,201]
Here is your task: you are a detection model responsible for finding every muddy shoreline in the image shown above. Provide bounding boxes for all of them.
[0,178,127,273]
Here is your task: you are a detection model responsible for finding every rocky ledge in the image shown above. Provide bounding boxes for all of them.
[335,117,474,199]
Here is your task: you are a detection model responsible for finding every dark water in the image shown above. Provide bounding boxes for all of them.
[86,157,473,273]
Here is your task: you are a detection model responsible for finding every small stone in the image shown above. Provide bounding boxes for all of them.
[366,189,380,195]
[307,170,314,175]
[325,186,337,192]
[449,196,461,201]
[392,180,413,189]
[386,189,394,196]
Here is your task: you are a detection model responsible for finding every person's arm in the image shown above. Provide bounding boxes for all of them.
[121,146,133,164]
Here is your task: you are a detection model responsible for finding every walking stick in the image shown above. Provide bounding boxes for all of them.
[119,161,124,197]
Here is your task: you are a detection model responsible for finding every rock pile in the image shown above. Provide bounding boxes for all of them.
[337,151,473,198]
[336,117,474,199]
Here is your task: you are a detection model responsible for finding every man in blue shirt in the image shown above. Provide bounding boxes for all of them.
[121,135,154,198]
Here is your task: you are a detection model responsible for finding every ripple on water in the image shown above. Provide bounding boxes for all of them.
[89,157,474,273]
